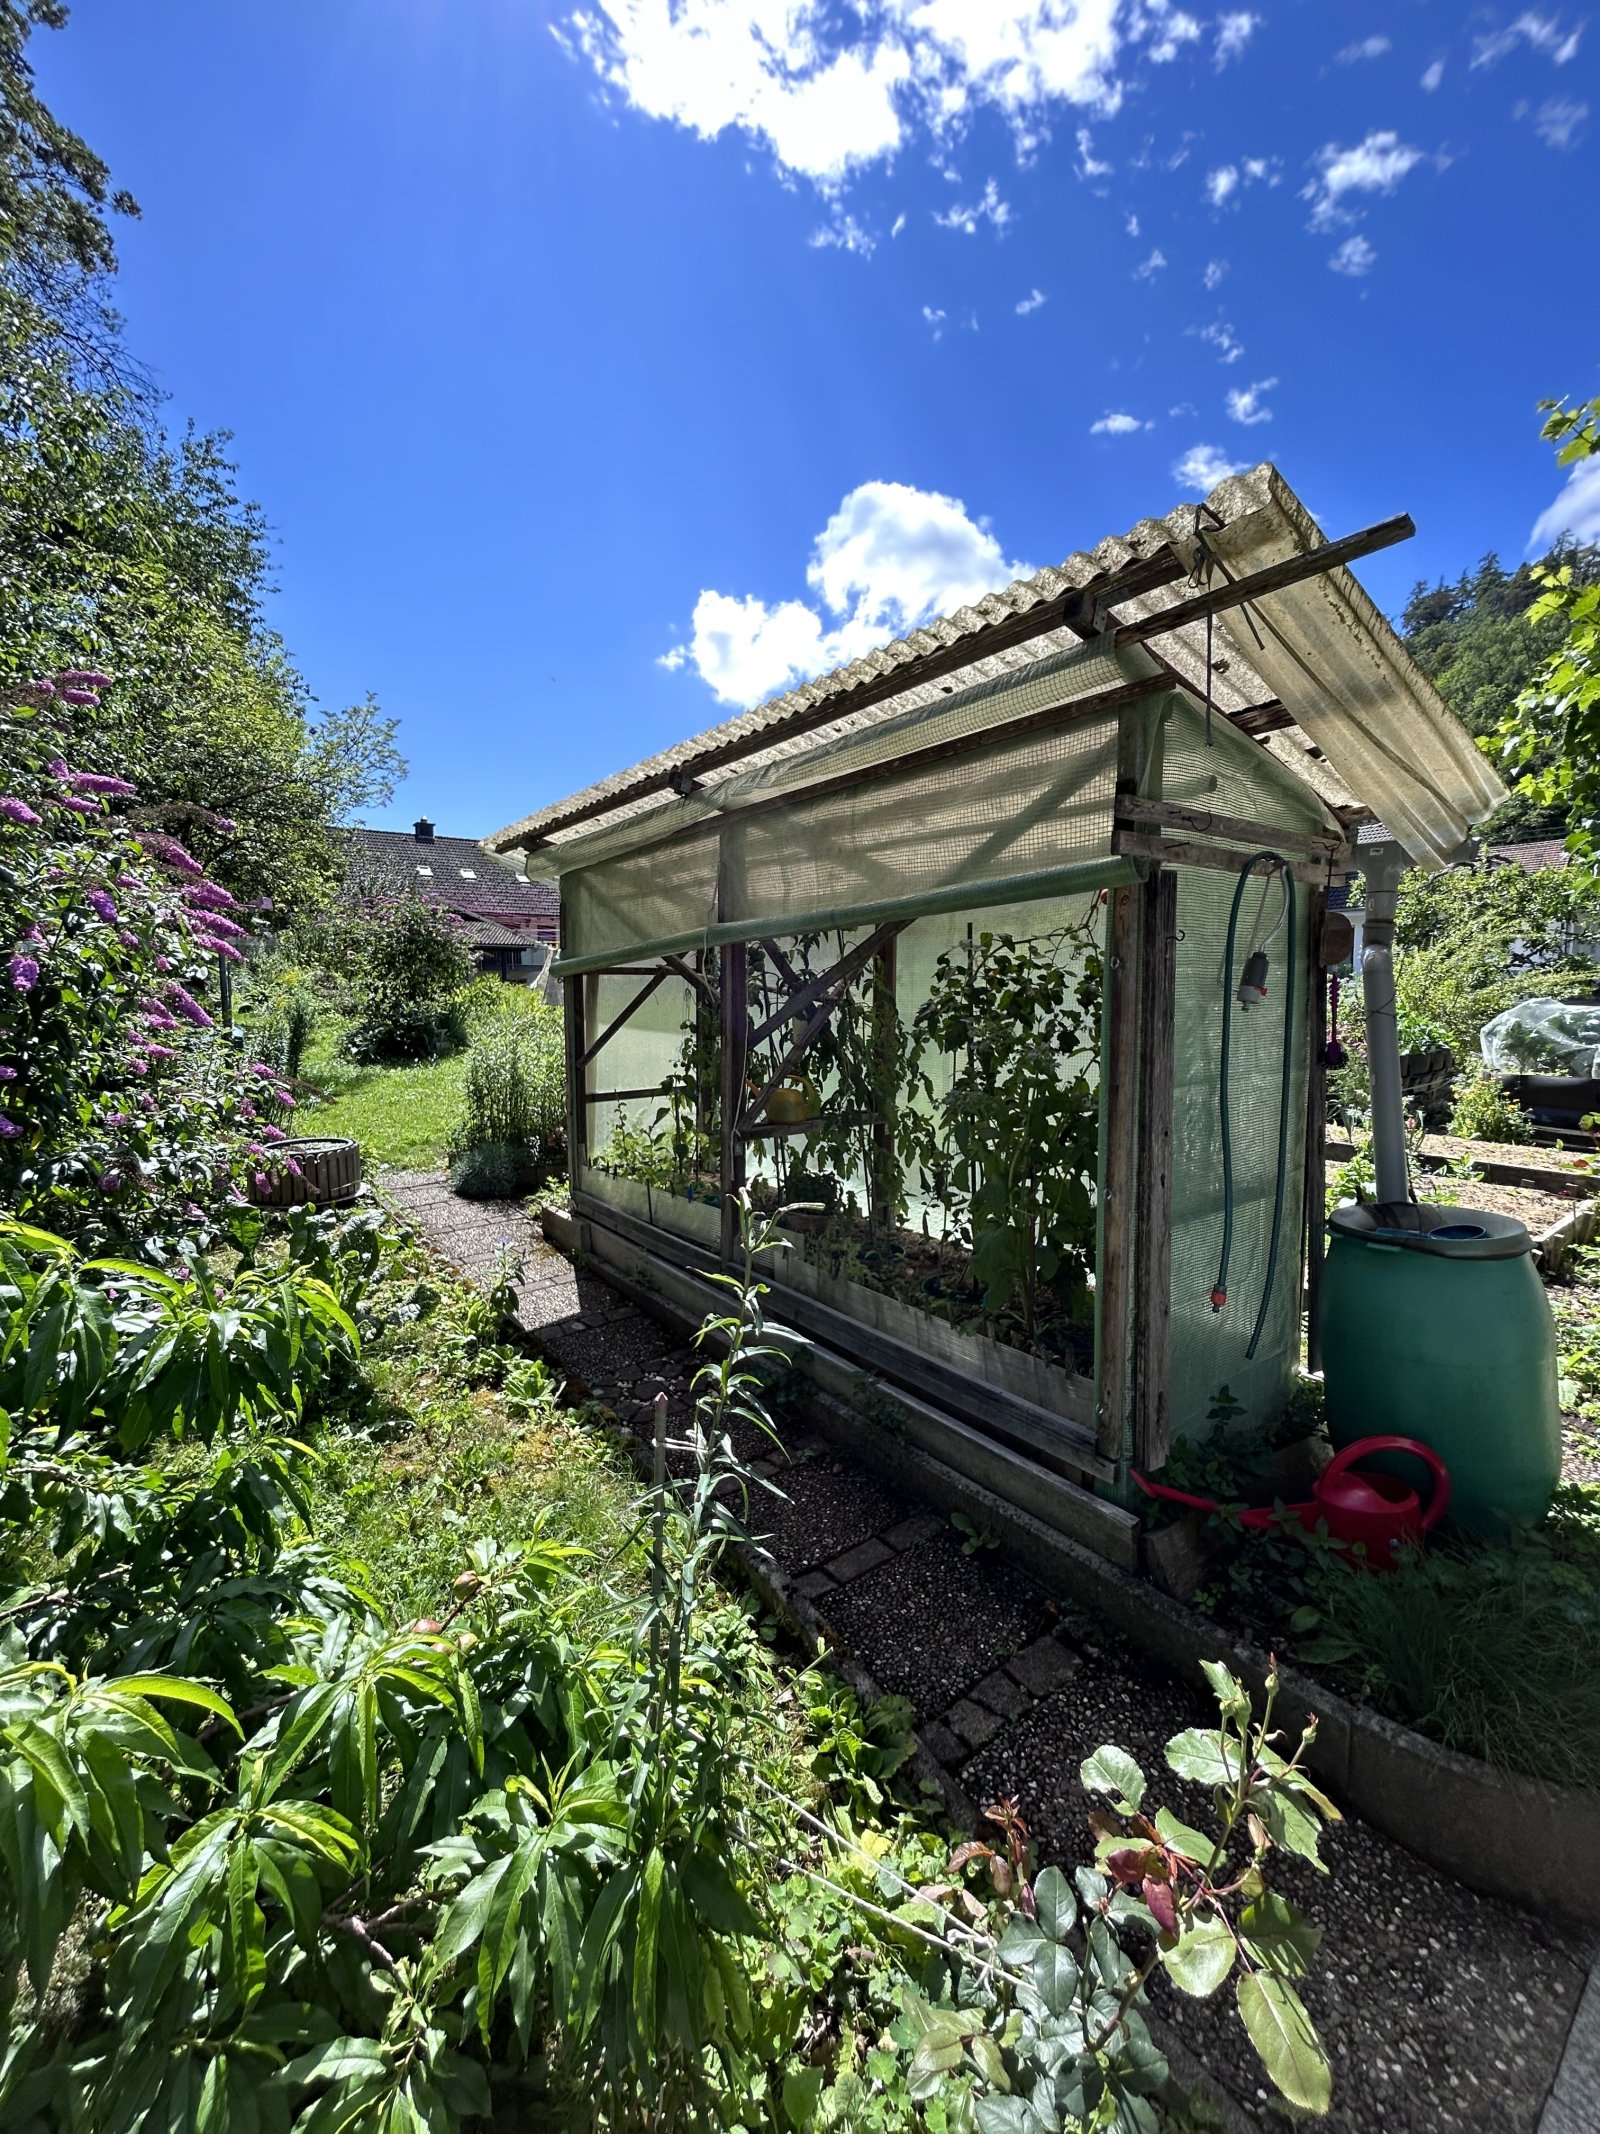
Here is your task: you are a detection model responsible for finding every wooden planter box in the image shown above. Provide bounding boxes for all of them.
[250,1136,363,1208]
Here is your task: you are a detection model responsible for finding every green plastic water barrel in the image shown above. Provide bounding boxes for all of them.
[1319,1200,1561,1536]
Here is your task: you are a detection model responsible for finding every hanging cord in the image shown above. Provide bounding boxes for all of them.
[1212,852,1298,1359]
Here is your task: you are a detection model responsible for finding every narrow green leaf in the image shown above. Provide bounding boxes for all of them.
[104,1675,240,1734]
[632,1845,664,2048]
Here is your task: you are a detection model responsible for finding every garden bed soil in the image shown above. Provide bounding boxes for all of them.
[1419,1130,1599,1175]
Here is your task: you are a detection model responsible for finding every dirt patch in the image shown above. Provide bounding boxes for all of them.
[1325,1164,1581,1235]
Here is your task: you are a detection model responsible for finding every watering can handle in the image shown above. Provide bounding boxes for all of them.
[1322,1436,1451,1531]
[1130,1470,1225,1517]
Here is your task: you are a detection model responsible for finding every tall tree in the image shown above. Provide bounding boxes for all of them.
[1497,393,1600,866]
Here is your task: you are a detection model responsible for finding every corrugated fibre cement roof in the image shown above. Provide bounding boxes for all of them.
[488,462,1505,874]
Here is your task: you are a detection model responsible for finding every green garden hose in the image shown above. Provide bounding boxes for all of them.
[1211,853,1297,1360]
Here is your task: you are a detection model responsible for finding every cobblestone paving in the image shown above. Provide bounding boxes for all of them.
[384,1171,1595,2133]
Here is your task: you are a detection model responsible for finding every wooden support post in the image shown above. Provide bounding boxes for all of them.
[1096,883,1142,1463]
[1304,887,1330,1374]
[1133,870,1178,1471]
[871,931,898,1236]
[563,906,588,1177]
[719,939,748,1264]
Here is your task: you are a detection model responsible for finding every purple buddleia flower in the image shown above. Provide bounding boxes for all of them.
[285,1157,304,1179]
[239,1099,257,1119]
[273,1090,296,1110]
[0,797,40,826]
[155,955,171,972]
[258,1123,287,1142]
[185,879,239,912]
[9,955,38,991]
[58,796,102,816]
[87,889,117,924]
[119,930,139,948]
[197,911,249,939]
[71,772,137,797]
[249,1062,274,1078]
[0,1115,19,1139]
[99,1170,121,1192]
[196,934,243,962]
[61,688,100,707]
[141,1043,177,1062]
[24,678,56,698]
[58,669,111,689]
[104,1110,130,1126]
[0,1066,15,1081]
[45,757,69,780]
[137,833,202,878]
[253,1170,270,1195]
[214,816,238,834]
[165,984,214,1029]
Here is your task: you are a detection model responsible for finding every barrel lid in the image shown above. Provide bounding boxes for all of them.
[1328,1199,1532,1260]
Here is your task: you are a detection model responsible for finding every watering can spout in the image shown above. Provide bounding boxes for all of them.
[1133,1435,1450,1568]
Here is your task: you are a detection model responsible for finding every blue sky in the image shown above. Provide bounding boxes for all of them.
[34,1,1600,837]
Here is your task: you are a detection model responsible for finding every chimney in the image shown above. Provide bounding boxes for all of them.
[413,817,435,844]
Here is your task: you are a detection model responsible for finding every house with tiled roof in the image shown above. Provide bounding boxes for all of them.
[344,818,559,983]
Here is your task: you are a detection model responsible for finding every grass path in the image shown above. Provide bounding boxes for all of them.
[296,1028,466,1170]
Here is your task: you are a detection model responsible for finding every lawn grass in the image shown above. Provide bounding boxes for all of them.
[294,1023,467,1171]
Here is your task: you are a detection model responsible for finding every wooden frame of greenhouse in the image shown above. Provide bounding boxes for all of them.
[488,465,1506,1569]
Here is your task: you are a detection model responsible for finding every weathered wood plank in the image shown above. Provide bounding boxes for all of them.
[1111,828,1331,886]
[1304,887,1329,1374]
[1114,794,1349,863]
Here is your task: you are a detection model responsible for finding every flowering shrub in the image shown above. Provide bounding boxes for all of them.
[0,670,294,1247]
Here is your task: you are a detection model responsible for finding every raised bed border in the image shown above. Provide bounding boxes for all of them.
[1323,1138,1600,1272]
[544,1198,1600,1926]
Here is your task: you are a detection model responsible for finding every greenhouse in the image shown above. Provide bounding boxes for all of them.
[489,465,1505,1564]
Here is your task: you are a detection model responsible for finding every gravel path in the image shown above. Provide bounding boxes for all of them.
[382,1169,1595,2132]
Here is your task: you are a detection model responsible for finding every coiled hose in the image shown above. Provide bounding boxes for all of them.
[1212,853,1297,1360]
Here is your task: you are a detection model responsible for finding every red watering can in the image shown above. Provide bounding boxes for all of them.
[1133,1435,1450,1570]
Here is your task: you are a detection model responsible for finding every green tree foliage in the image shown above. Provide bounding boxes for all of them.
[342,898,473,1064]
[1497,393,1600,865]
[0,9,404,920]
[1400,541,1600,844]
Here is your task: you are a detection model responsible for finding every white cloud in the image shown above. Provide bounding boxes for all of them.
[922,304,948,337]
[1534,96,1589,145]
[558,2,1168,192]
[810,211,875,254]
[1205,155,1276,209]
[1198,319,1245,363]
[1167,400,1196,416]
[1015,286,1048,313]
[1173,443,1248,491]
[1226,377,1276,424]
[1076,126,1113,178]
[1091,410,1150,433]
[1125,209,1141,235]
[1202,256,1227,288]
[1213,11,1259,66]
[1329,233,1376,274]
[891,210,908,236]
[1133,246,1167,277]
[1303,129,1426,230]
[1472,12,1583,68]
[663,480,1030,706]
[1530,459,1600,550]
[1140,1,1201,63]
[1420,58,1445,91]
[1337,35,1391,63]
[934,176,1012,233]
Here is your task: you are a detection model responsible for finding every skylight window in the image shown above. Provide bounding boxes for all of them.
[459,868,477,879]
[416,864,433,876]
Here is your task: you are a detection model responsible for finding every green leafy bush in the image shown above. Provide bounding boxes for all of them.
[448,1002,565,1194]
[343,897,472,1064]
[1448,1068,1534,1143]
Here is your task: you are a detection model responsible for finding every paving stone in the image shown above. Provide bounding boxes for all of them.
[822,1536,1049,1718]
[920,1721,964,1768]
[946,1697,1003,1751]
[972,1668,1032,1719]
[825,1536,896,1584]
[1006,1637,1081,1695]
[795,1569,837,1602]
[883,1511,945,1551]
